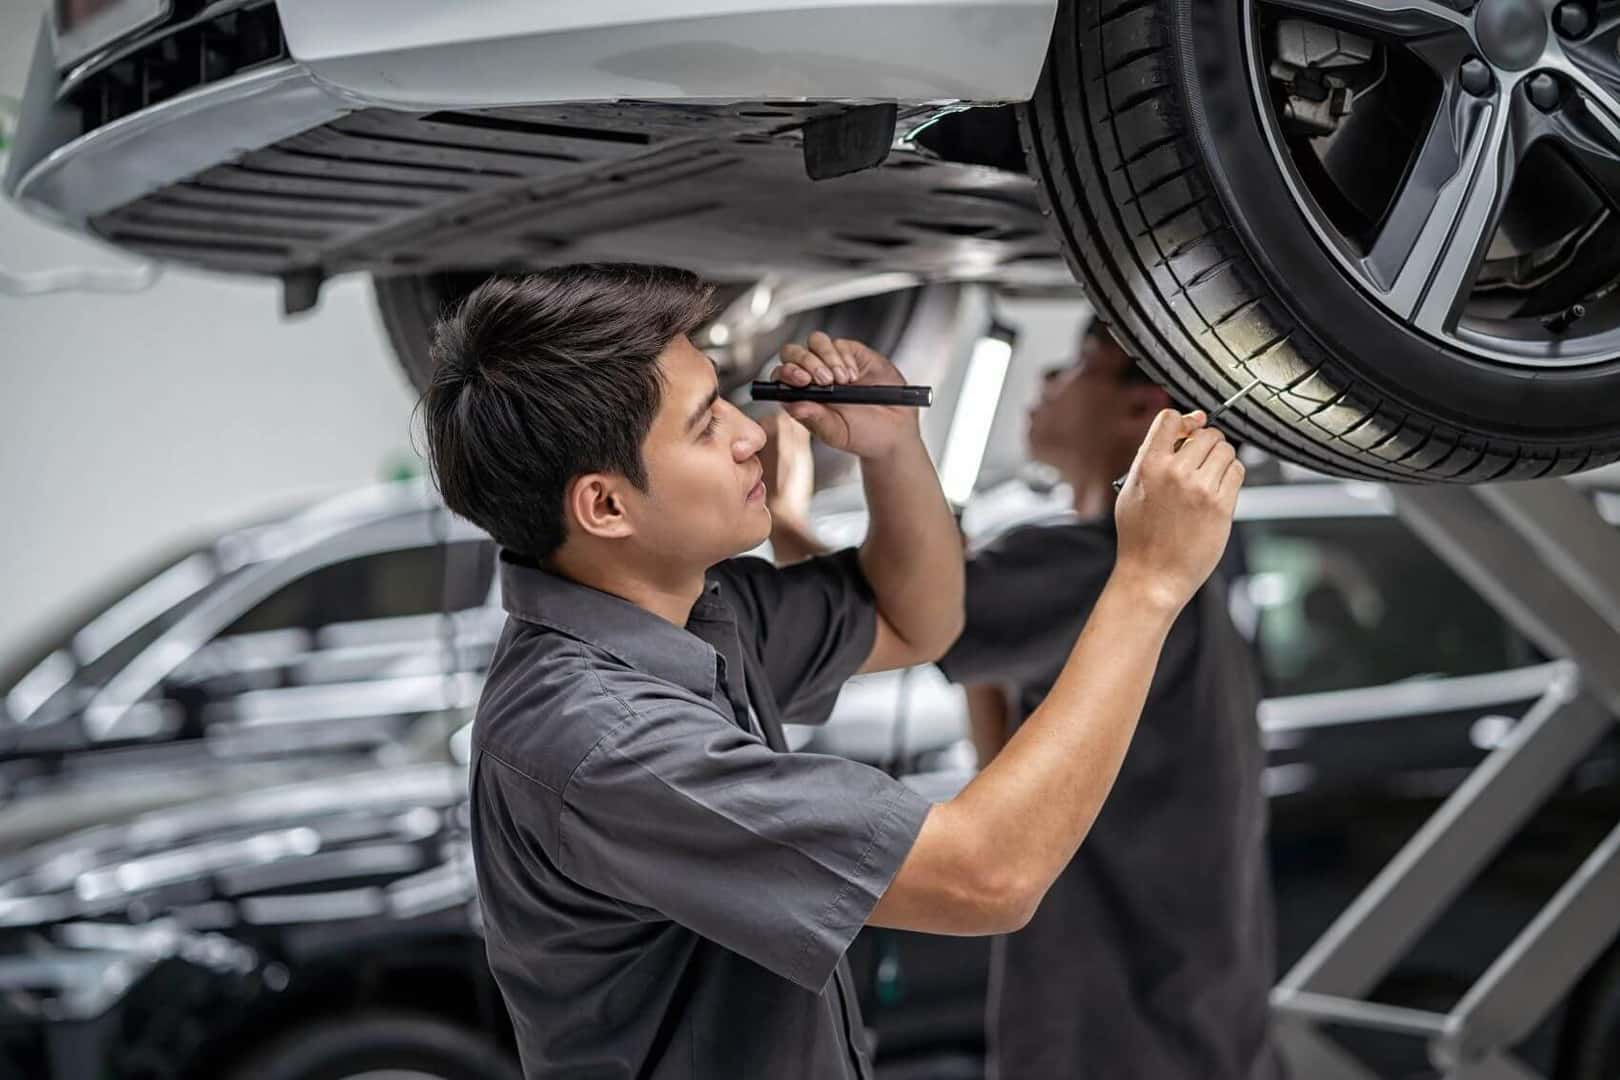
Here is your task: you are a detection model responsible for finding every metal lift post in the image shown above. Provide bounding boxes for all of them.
[1270,479,1620,1079]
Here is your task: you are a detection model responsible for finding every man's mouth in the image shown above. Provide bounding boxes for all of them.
[746,467,766,504]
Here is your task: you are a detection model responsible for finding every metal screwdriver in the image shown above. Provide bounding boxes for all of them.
[1112,375,1267,493]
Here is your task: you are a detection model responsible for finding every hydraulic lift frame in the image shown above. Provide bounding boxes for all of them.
[1270,479,1620,1078]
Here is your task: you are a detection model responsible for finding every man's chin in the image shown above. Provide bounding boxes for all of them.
[737,510,774,553]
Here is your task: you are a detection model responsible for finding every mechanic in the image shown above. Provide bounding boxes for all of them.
[950,319,1281,1079]
[419,264,1243,1080]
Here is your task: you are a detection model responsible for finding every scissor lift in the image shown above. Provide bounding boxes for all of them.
[1270,479,1620,1079]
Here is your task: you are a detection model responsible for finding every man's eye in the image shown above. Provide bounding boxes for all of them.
[701,413,721,438]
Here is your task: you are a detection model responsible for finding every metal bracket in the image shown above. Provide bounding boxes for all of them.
[1272,480,1620,1078]
[802,104,897,181]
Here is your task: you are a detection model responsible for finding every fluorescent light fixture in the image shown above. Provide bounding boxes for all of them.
[939,329,1014,506]
[749,283,773,318]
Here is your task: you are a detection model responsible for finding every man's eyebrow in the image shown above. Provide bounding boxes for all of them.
[685,385,720,433]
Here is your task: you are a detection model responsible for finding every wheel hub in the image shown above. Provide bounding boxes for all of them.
[1248,0,1620,370]
[1474,0,1549,71]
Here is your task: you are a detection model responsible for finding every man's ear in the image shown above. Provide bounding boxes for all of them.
[566,473,636,542]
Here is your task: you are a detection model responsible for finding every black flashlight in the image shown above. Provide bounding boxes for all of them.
[751,381,933,407]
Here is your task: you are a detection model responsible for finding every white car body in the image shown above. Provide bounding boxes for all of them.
[280,0,1057,108]
[8,0,1057,231]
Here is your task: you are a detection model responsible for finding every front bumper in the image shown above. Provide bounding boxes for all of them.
[6,0,1058,226]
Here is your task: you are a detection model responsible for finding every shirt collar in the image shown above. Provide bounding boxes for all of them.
[498,550,734,699]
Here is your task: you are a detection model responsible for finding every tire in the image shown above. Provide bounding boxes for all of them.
[1558,942,1620,1080]
[227,1012,521,1080]
[374,272,497,394]
[1020,0,1620,482]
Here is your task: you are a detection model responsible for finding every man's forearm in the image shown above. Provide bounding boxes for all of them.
[870,409,1242,935]
[943,573,1176,912]
[857,434,964,655]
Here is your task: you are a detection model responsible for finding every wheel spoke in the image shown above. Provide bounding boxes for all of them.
[1363,91,1520,336]
[1550,95,1620,208]
[1264,0,1471,38]
[1554,8,1620,121]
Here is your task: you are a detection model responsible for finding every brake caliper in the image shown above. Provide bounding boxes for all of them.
[1269,19,1375,137]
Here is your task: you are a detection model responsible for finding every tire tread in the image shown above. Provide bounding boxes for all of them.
[1018,0,1620,481]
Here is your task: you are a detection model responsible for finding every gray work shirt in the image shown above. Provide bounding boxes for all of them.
[470,549,932,1079]
[939,515,1282,1080]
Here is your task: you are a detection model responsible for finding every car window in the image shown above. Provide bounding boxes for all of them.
[223,541,490,636]
[1239,516,1537,696]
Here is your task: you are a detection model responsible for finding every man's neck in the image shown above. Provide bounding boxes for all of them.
[1061,461,1116,520]
[550,548,709,628]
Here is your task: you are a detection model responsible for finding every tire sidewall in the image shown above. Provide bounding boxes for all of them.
[1171,0,1620,440]
[1559,945,1620,1079]
[229,1013,520,1080]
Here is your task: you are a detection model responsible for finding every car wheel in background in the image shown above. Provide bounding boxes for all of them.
[1022,0,1620,481]
[226,1013,521,1080]
[1558,941,1620,1079]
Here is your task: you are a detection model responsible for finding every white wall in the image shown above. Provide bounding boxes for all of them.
[0,1,419,669]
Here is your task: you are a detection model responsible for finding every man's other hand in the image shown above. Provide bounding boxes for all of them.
[1112,409,1243,613]
[758,412,814,528]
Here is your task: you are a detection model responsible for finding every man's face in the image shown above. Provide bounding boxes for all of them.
[1025,329,1160,474]
[621,335,772,569]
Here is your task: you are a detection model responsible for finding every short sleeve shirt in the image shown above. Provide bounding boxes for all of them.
[470,548,933,1080]
[938,516,1279,1080]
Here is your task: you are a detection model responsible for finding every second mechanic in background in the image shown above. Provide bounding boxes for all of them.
[766,316,1283,1080]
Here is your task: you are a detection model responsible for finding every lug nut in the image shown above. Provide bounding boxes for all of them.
[1460,57,1494,96]
[1554,1,1592,39]
[1528,71,1562,111]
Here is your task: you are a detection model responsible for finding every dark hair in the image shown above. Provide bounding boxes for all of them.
[419,264,717,560]
[1079,313,1155,384]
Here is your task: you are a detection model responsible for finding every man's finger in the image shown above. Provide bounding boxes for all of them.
[1142,409,1180,454]
[1199,442,1237,490]
[816,332,858,384]
[1218,457,1246,506]
[784,342,835,386]
[1175,427,1225,471]
[835,338,877,380]
[1124,409,1180,490]
[776,357,815,386]
[831,338,862,382]
[779,344,817,376]
[1142,408,1201,460]
[807,332,849,384]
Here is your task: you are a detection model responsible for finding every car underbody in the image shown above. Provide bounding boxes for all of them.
[89,99,1070,306]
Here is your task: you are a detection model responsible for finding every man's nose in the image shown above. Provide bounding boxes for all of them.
[734,412,767,460]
